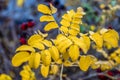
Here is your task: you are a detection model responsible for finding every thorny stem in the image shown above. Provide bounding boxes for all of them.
[60,64,63,80]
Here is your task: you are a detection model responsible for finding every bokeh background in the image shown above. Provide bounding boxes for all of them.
[1,0,120,80]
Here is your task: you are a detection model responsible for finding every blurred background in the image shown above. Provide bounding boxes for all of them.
[0,0,120,80]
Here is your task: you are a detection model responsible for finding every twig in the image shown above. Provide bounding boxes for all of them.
[60,64,63,80]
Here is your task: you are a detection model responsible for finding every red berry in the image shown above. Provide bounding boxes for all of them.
[21,23,28,30]
[96,68,101,73]
[27,21,35,28]
[19,37,26,44]
[107,71,113,76]
[107,25,113,29]
[98,75,106,80]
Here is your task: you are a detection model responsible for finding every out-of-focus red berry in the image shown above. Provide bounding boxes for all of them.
[98,75,106,80]
[19,37,26,44]
[96,68,101,73]
[27,21,35,28]
[108,25,113,29]
[107,71,113,76]
[21,23,28,30]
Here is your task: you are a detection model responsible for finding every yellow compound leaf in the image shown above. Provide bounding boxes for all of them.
[15,45,35,52]
[44,22,58,31]
[28,52,41,69]
[37,4,51,14]
[60,19,70,27]
[49,46,60,61]
[17,0,24,7]
[40,65,49,78]
[41,40,52,47]
[40,15,55,22]
[90,32,103,49]
[12,52,30,67]
[41,50,51,66]
[50,3,57,14]
[103,29,119,48]
[79,55,93,71]
[69,45,79,61]
[50,65,59,75]
[62,14,72,21]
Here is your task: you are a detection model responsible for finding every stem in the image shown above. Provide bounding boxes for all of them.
[60,64,63,80]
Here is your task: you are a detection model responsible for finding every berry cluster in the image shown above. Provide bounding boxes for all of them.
[97,68,120,80]
[19,20,35,44]
[20,20,35,30]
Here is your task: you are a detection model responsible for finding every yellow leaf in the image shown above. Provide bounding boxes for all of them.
[68,36,88,53]
[49,46,60,61]
[28,52,41,69]
[79,55,93,71]
[59,26,69,34]
[70,23,80,31]
[76,7,86,15]
[41,40,52,47]
[28,34,43,45]
[63,60,72,67]
[69,45,79,61]
[90,32,103,49]
[114,57,120,64]
[12,52,30,67]
[103,29,119,48]
[44,22,58,31]
[74,13,83,18]
[81,35,90,52]
[57,38,73,53]
[62,14,71,21]
[50,65,59,75]
[72,18,82,24]
[99,28,108,34]
[60,19,70,27]
[62,51,69,60]
[17,0,24,7]
[69,29,79,35]
[41,50,51,66]
[30,42,45,50]
[40,15,55,22]
[37,4,51,14]
[53,34,68,45]
[67,10,75,18]
[56,58,62,64]
[0,74,12,80]
[16,45,35,52]
[40,65,49,78]
[50,3,57,14]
